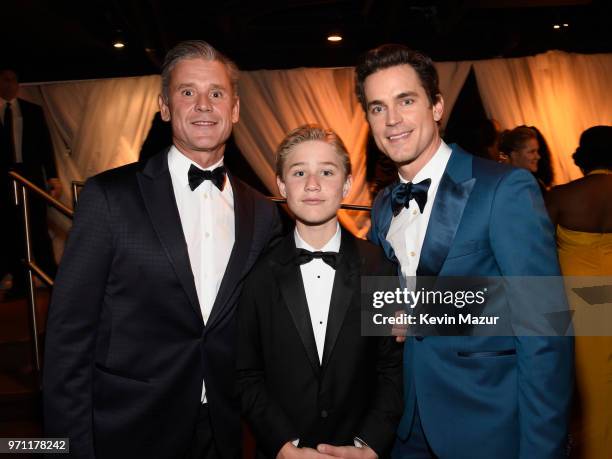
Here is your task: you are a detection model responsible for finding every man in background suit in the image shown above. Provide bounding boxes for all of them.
[356,45,573,459]
[0,67,60,298]
[43,41,281,458]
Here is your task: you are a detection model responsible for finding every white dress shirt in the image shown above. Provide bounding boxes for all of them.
[167,146,235,403]
[293,224,368,448]
[294,223,341,363]
[386,141,452,279]
[1,97,24,163]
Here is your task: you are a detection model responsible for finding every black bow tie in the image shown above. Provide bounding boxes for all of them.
[188,164,226,191]
[390,178,432,216]
[295,249,338,269]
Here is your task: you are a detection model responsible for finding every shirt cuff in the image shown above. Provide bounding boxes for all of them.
[354,437,368,448]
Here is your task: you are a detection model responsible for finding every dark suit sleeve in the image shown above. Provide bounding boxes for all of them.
[267,202,284,249]
[355,258,403,457]
[237,270,299,457]
[36,105,57,179]
[43,177,112,458]
[490,168,573,458]
[367,192,383,246]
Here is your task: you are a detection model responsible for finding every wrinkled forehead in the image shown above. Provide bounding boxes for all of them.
[170,58,231,87]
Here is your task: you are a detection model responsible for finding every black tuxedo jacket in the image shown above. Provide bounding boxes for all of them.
[43,149,282,459]
[238,229,403,458]
[1,98,56,197]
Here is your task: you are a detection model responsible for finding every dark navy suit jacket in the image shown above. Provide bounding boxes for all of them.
[43,149,281,459]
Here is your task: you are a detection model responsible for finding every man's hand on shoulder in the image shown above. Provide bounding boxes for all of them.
[317,444,378,459]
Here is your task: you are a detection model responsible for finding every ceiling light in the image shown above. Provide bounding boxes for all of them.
[113,41,125,49]
[563,23,569,27]
[327,34,342,42]
[553,24,561,29]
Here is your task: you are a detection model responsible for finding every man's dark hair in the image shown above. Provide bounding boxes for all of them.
[160,40,239,103]
[355,44,440,111]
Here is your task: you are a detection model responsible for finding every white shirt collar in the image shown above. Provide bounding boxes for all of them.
[398,140,452,184]
[167,145,224,189]
[294,222,341,253]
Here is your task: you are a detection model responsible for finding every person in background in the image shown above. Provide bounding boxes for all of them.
[525,125,554,189]
[546,125,612,459]
[0,67,60,299]
[238,124,402,459]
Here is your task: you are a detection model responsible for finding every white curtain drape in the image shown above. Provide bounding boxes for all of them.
[18,51,609,253]
[19,76,161,251]
[473,51,612,184]
[234,63,470,236]
[234,67,371,236]
[435,61,473,131]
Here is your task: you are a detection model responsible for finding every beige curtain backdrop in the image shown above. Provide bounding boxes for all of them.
[473,51,612,185]
[19,76,161,252]
[234,67,371,236]
[234,63,470,236]
[17,52,610,252]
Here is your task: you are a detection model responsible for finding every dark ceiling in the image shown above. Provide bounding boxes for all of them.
[3,0,610,83]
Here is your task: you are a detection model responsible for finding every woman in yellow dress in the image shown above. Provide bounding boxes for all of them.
[546,125,612,458]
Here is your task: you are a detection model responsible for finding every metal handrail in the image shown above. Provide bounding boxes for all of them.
[8,170,76,388]
[10,171,74,219]
[10,173,373,387]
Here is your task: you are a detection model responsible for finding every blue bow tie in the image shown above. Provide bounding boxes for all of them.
[390,178,431,216]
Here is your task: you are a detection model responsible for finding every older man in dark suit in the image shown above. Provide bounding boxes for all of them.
[43,41,281,459]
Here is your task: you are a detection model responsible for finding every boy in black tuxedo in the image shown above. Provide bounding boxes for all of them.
[238,124,402,459]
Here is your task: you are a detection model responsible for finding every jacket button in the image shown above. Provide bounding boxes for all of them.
[415,336,424,341]
[320,410,328,418]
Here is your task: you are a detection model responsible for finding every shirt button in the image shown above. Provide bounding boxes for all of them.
[412,209,418,215]
[410,251,416,257]
[320,410,328,418]
[203,194,208,200]
[205,232,210,238]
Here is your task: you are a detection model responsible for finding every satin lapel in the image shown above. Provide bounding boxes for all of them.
[417,147,476,276]
[206,173,255,328]
[137,150,202,323]
[375,184,399,264]
[274,236,321,376]
[321,229,359,370]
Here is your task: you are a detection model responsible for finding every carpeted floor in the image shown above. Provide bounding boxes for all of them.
[0,288,48,444]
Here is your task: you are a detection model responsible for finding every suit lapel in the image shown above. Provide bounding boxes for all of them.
[206,173,254,328]
[274,235,321,377]
[417,146,476,276]
[321,229,359,369]
[374,184,400,264]
[137,149,202,323]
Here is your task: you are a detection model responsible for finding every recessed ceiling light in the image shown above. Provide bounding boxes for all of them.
[553,24,561,29]
[563,23,569,27]
[327,34,342,42]
[113,41,125,49]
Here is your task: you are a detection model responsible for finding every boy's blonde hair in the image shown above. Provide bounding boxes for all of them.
[275,124,352,178]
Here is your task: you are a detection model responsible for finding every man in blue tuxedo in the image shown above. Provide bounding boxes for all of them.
[355,44,573,459]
